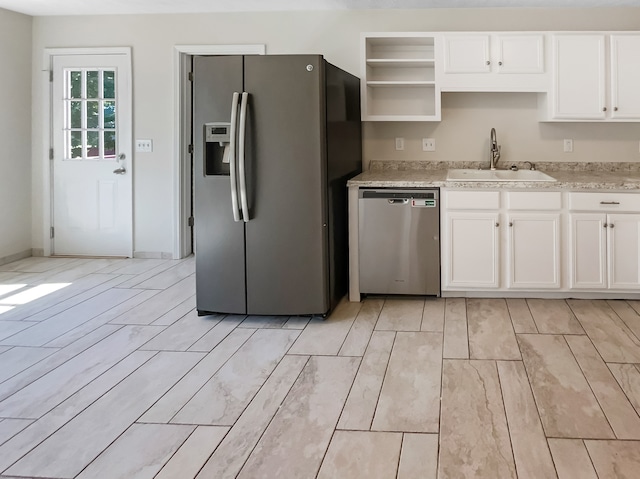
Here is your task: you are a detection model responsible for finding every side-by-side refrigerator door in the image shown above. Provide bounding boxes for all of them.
[243,55,330,315]
[193,55,246,314]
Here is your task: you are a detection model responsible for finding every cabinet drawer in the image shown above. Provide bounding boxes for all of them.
[568,192,640,212]
[445,190,500,210]
[506,191,562,210]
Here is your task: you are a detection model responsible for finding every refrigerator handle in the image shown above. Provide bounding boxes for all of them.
[229,92,241,222]
[238,91,250,222]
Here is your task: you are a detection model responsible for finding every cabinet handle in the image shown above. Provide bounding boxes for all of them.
[486,60,490,65]
[498,61,503,66]
[495,222,499,227]
[610,223,615,229]
[600,201,620,205]
[603,107,607,112]
[508,222,513,227]
[604,223,608,228]
[614,107,619,111]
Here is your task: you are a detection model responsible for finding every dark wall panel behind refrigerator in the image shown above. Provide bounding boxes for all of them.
[193,55,247,314]
[243,55,329,315]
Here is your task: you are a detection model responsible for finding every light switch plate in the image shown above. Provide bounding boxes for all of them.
[395,137,404,151]
[136,139,153,153]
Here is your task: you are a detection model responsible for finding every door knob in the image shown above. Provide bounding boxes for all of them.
[113,167,126,175]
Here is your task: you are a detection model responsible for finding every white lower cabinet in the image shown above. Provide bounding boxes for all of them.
[443,189,562,292]
[571,213,640,289]
[508,213,561,289]
[446,212,500,288]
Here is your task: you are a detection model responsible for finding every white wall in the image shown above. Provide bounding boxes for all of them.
[30,8,640,256]
[0,8,32,264]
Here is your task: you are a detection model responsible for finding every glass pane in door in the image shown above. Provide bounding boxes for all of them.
[63,69,117,161]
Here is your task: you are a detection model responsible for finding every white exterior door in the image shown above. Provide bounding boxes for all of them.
[51,52,132,256]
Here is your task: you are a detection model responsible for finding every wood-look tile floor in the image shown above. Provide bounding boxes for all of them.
[1,257,640,478]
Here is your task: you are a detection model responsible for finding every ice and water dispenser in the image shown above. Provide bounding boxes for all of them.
[204,122,231,175]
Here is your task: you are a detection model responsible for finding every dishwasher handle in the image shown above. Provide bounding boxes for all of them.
[388,198,409,205]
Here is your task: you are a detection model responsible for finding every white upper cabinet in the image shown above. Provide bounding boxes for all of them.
[548,33,640,121]
[440,33,547,92]
[443,34,491,73]
[360,30,640,122]
[551,34,606,120]
[497,35,545,74]
[361,33,441,121]
[610,35,640,119]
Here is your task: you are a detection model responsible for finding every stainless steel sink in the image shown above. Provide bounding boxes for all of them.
[446,169,556,182]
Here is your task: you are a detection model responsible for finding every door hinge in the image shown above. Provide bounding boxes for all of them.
[188,217,194,227]
[49,148,54,160]
[188,71,193,82]
[49,70,53,82]
[188,144,193,154]
[50,227,54,239]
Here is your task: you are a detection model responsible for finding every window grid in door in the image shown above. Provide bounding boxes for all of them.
[63,68,117,161]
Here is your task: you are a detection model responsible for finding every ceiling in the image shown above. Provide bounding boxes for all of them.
[1,0,639,17]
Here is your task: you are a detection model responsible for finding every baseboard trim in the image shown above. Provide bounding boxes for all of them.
[133,251,174,259]
[0,249,32,266]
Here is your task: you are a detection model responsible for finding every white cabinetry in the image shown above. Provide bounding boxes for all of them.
[506,192,562,289]
[447,212,501,288]
[610,35,640,119]
[443,190,562,292]
[441,33,546,92]
[361,33,440,121]
[549,33,640,121]
[443,191,500,288]
[569,193,640,289]
[551,34,606,120]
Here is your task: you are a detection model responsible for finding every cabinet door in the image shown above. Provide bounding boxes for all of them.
[608,214,640,289]
[443,35,490,73]
[570,214,607,289]
[610,35,640,119]
[497,34,544,74]
[445,212,500,288]
[552,34,606,120]
[508,214,560,289]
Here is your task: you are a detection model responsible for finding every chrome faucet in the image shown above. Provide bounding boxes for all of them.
[489,127,501,170]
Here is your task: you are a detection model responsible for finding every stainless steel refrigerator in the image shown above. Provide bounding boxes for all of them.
[193,55,361,316]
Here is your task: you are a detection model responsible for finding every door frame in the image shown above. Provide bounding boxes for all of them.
[42,47,132,257]
[173,44,265,259]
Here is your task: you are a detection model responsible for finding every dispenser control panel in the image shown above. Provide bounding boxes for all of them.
[205,122,231,143]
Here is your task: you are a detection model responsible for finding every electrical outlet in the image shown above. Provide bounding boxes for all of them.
[136,139,153,153]
[422,138,436,152]
[395,137,404,151]
[563,139,573,153]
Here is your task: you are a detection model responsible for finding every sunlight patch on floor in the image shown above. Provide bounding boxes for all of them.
[0,283,71,305]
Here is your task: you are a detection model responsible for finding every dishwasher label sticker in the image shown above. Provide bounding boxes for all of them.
[412,199,436,207]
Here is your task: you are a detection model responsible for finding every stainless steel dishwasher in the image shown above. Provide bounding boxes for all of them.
[358,188,440,296]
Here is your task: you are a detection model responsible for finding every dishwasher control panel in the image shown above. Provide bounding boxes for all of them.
[411,198,436,207]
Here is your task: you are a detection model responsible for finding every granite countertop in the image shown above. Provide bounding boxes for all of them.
[348,161,640,191]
